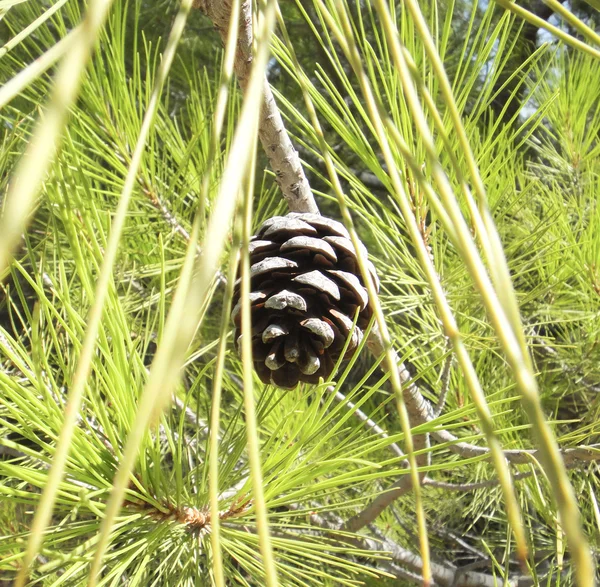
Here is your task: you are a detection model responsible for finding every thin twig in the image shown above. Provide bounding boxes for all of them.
[140,183,227,285]
[533,335,600,394]
[434,350,454,417]
[430,524,491,564]
[233,517,433,584]
[143,186,198,249]
[422,462,584,492]
[366,325,437,429]
[338,421,598,533]
[328,387,406,461]
[171,393,210,436]
[343,474,413,532]
[424,473,535,492]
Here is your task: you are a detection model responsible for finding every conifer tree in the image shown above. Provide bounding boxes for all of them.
[1,1,599,585]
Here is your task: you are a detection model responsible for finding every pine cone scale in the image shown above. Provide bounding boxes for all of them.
[262,323,289,343]
[250,257,298,278]
[280,236,338,262]
[327,270,369,309]
[264,290,307,312]
[292,270,340,302]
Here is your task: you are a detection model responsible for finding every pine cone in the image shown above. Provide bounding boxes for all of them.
[232,213,379,389]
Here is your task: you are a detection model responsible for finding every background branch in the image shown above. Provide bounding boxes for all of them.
[303,506,531,587]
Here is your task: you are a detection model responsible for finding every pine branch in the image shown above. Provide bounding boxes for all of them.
[433,428,600,465]
[193,0,319,214]
[424,468,547,492]
[343,456,597,533]
[123,492,251,534]
[141,183,198,251]
[366,326,438,425]
[193,0,436,536]
[234,517,431,583]
[192,0,438,454]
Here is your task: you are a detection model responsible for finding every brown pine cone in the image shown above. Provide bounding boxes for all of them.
[232,213,379,389]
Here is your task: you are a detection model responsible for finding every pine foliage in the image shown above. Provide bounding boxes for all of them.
[0,1,599,585]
